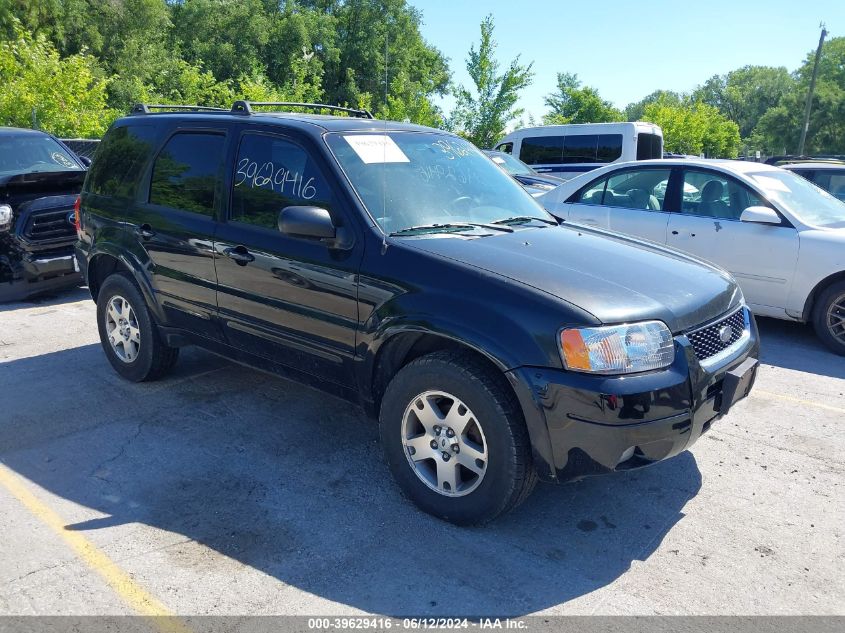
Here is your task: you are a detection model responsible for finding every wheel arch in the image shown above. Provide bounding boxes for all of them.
[802,270,845,321]
[368,328,508,416]
[86,246,165,325]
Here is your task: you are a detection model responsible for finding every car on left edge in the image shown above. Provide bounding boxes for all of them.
[0,127,87,301]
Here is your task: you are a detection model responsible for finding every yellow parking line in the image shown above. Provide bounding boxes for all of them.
[0,463,191,633]
[754,389,845,415]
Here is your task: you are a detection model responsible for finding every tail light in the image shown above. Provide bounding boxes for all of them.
[73,196,81,234]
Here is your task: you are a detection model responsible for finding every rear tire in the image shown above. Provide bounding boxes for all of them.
[96,273,179,381]
[812,280,845,356]
[379,350,537,525]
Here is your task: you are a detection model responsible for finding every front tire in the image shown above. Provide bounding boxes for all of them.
[379,350,536,525]
[96,273,179,381]
[812,280,845,356]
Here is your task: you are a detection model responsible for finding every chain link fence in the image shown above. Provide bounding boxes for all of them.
[61,139,100,161]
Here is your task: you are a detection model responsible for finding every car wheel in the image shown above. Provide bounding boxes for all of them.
[379,350,537,525]
[813,280,845,356]
[96,273,179,381]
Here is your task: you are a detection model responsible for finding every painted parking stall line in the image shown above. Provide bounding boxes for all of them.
[0,463,192,633]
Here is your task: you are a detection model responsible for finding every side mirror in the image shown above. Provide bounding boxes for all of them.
[278,206,352,249]
[740,206,781,225]
[78,156,92,168]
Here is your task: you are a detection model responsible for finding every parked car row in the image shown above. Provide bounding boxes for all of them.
[6,105,841,524]
[70,101,761,524]
[539,157,845,355]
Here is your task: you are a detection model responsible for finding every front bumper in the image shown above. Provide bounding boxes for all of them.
[506,311,760,482]
[0,249,81,302]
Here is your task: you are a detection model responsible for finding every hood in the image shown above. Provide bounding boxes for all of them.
[0,170,85,207]
[515,173,565,188]
[402,224,742,333]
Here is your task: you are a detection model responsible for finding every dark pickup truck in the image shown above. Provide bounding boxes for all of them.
[0,128,86,301]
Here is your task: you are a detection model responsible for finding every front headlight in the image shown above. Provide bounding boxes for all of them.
[0,204,11,232]
[560,321,675,374]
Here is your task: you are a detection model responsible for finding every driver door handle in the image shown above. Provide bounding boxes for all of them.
[224,246,255,266]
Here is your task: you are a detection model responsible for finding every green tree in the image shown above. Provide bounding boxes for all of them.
[449,15,533,148]
[317,0,450,118]
[0,20,115,137]
[543,72,623,124]
[624,90,682,122]
[751,37,845,155]
[693,65,794,139]
[643,97,740,158]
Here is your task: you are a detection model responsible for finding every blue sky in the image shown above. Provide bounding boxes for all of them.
[414,0,845,121]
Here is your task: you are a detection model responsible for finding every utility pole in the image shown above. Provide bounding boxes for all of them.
[797,23,827,156]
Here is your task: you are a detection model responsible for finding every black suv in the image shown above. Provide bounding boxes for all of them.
[76,102,760,524]
[0,127,87,301]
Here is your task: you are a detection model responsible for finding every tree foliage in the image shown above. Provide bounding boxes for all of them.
[448,15,533,148]
[750,37,845,155]
[543,73,623,125]
[643,97,740,158]
[693,65,794,139]
[0,18,115,136]
[0,0,449,136]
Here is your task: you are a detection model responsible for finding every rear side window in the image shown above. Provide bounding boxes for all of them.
[636,133,663,160]
[562,135,597,163]
[520,136,564,165]
[86,124,160,198]
[596,134,623,162]
[230,133,333,230]
[149,133,225,215]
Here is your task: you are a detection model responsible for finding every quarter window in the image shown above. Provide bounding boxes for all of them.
[149,133,225,215]
[88,124,161,198]
[231,134,333,230]
[680,170,767,220]
[636,133,663,160]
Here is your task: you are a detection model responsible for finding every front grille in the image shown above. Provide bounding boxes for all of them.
[687,308,747,361]
[22,209,76,244]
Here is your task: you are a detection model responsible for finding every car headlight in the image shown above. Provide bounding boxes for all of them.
[560,321,675,374]
[0,204,11,232]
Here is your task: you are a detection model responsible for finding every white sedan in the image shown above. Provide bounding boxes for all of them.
[539,158,845,354]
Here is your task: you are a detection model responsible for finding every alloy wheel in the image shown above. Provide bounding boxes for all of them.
[104,295,141,363]
[401,390,488,497]
[826,292,845,345]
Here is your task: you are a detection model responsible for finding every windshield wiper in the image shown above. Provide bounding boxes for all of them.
[492,216,558,226]
[389,222,514,236]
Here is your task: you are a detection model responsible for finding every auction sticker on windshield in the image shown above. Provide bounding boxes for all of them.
[344,135,410,164]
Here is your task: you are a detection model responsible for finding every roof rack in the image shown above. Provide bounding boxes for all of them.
[231,100,374,119]
[131,104,229,115]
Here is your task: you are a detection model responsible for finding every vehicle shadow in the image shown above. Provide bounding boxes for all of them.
[756,317,845,380]
[0,344,702,616]
[0,285,89,314]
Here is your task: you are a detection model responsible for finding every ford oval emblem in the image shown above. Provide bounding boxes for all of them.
[718,325,733,344]
[67,211,76,226]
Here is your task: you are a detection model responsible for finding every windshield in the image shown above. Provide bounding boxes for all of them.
[750,170,845,227]
[487,151,534,176]
[0,135,82,176]
[326,132,553,234]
